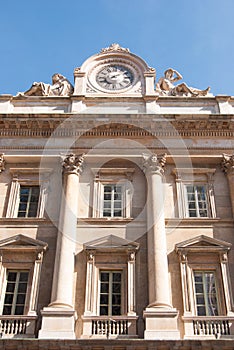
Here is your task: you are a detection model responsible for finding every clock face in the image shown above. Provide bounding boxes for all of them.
[96,65,134,90]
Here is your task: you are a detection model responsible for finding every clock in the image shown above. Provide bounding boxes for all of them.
[96,65,134,90]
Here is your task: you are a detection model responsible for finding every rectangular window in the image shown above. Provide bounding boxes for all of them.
[99,271,122,316]
[3,270,29,315]
[17,186,40,218]
[102,185,123,218]
[186,185,208,218]
[194,271,219,316]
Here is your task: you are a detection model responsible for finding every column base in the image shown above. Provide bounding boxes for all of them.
[38,307,77,339]
[143,307,180,339]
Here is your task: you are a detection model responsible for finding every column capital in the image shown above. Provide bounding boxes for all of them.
[221,154,234,175]
[62,153,85,175]
[142,153,167,176]
[0,154,5,173]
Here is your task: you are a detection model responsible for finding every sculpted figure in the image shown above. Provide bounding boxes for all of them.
[18,73,74,97]
[156,68,210,97]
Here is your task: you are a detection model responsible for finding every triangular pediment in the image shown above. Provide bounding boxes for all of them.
[0,234,48,251]
[176,235,231,252]
[84,234,139,251]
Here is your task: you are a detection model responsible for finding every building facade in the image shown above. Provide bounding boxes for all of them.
[0,44,234,348]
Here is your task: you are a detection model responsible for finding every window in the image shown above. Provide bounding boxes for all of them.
[3,270,29,315]
[103,185,123,217]
[17,186,40,218]
[6,168,50,218]
[173,168,216,218]
[186,185,208,218]
[193,271,218,316]
[92,167,135,219]
[99,271,122,316]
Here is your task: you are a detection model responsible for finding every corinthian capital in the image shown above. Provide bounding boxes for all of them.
[142,153,167,175]
[0,154,5,173]
[221,154,234,174]
[62,153,85,175]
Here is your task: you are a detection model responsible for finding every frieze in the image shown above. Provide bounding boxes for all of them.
[0,116,233,138]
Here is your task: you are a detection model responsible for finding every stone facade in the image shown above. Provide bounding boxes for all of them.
[0,45,234,348]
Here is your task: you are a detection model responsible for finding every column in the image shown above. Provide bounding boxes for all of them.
[142,153,179,339]
[222,154,234,217]
[39,153,85,339]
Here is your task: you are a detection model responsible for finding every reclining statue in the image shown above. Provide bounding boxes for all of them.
[17,73,74,97]
[156,68,210,97]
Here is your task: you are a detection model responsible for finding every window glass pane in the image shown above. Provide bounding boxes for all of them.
[3,271,29,315]
[8,272,17,282]
[3,306,11,315]
[186,185,208,218]
[15,306,24,315]
[100,283,109,293]
[99,271,122,316]
[101,273,109,281]
[100,306,108,315]
[112,306,121,315]
[194,271,218,316]
[100,295,108,305]
[18,186,39,218]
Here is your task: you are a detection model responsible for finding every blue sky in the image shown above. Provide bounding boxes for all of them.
[0,0,233,96]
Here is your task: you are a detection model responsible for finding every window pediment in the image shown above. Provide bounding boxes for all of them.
[175,235,231,253]
[84,234,139,252]
[0,234,48,253]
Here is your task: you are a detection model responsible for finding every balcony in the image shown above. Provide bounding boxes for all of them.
[183,316,234,339]
[0,316,37,338]
[81,316,138,339]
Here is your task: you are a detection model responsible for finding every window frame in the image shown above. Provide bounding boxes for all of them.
[92,168,135,219]
[192,269,220,316]
[184,184,209,218]
[6,168,50,218]
[1,268,32,316]
[98,270,123,316]
[173,168,216,219]
[176,235,233,318]
[0,234,48,317]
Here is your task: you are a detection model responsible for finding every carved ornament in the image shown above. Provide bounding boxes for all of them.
[142,153,167,175]
[221,154,234,174]
[100,43,130,54]
[62,153,85,175]
[0,154,5,173]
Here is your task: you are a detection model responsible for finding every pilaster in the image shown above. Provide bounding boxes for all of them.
[221,154,234,218]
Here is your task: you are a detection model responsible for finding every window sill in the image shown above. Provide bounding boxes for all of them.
[165,217,221,227]
[0,217,53,226]
[78,217,134,225]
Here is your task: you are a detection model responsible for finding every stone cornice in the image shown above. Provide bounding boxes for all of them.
[0,114,233,138]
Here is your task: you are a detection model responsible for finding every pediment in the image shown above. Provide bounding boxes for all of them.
[175,235,231,253]
[0,234,48,251]
[84,234,139,251]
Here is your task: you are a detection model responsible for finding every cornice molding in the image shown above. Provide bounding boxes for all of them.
[0,117,233,138]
